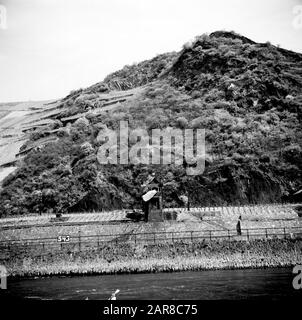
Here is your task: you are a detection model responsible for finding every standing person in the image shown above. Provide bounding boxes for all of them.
[236,216,242,236]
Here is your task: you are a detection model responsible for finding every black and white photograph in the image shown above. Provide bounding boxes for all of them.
[0,0,302,314]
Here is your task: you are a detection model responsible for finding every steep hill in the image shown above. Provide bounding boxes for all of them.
[1,31,302,216]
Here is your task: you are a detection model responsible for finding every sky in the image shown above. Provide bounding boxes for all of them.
[0,0,301,102]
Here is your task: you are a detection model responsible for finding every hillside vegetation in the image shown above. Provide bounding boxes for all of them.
[1,31,302,216]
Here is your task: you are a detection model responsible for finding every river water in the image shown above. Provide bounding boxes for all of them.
[4,268,302,300]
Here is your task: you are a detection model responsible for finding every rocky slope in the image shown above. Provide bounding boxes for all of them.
[1,31,302,215]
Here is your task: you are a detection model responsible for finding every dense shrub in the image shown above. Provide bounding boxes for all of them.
[1,31,302,215]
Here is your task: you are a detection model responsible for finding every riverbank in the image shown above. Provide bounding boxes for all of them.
[4,238,302,278]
